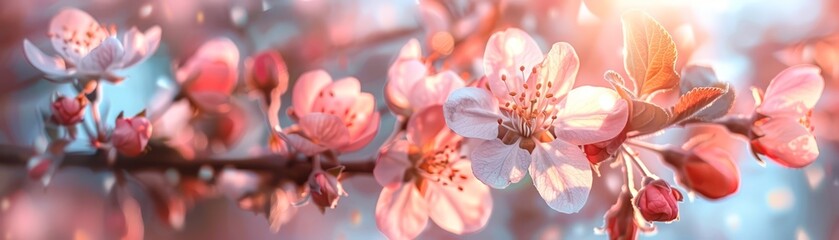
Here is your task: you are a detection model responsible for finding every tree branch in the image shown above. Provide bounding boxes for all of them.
[0,142,375,185]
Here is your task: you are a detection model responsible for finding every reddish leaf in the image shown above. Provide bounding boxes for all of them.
[670,87,725,124]
[604,70,636,101]
[627,100,670,136]
[622,11,680,97]
[679,66,735,122]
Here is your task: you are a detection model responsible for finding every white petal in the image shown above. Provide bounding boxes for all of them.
[539,42,579,98]
[408,71,465,112]
[443,87,501,140]
[23,40,69,76]
[375,185,429,240]
[49,8,107,63]
[374,140,413,187]
[426,160,493,234]
[78,37,125,73]
[554,86,629,145]
[471,139,531,188]
[121,26,162,68]
[758,65,824,117]
[529,140,593,213]
[483,28,544,99]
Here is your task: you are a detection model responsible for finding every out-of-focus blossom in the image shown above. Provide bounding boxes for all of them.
[634,178,682,222]
[385,39,465,116]
[237,183,304,232]
[50,94,87,125]
[286,70,380,155]
[663,135,740,199]
[23,8,161,83]
[751,65,823,168]
[443,28,628,213]
[175,37,239,112]
[112,113,153,157]
[776,35,839,80]
[309,168,347,212]
[375,106,491,239]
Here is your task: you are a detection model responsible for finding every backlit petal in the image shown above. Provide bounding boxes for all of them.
[484,28,543,99]
[23,40,69,76]
[554,86,629,145]
[426,160,492,234]
[529,140,593,213]
[375,185,429,240]
[443,87,501,140]
[291,70,333,117]
[758,65,824,117]
[374,140,413,187]
[471,139,531,188]
[755,117,819,168]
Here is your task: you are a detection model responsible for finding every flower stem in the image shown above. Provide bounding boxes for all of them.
[89,82,106,143]
[621,153,638,196]
[621,145,654,178]
[625,140,666,153]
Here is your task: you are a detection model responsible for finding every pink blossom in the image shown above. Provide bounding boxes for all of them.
[23,8,160,82]
[286,70,380,155]
[175,38,240,112]
[752,65,823,168]
[443,28,629,213]
[374,106,492,239]
[634,179,682,222]
[50,94,88,125]
[385,39,465,115]
[112,114,153,157]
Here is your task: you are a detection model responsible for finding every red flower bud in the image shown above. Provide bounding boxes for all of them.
[309,169,346,212]
[634,179,682,222]
[50,95,88,125]
[112,114,153,157]
[601,189,651,240]
[663,143,740,200]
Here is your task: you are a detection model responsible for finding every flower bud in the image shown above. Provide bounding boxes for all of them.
[634,179,682,222]
[112,113,153,157]
[51,94,88,125]
[246,51,289,97]
[663,143,740,200]
[600,189,651,240]
[309,167,347,212]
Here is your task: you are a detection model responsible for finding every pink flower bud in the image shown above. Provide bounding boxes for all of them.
[309,169,346,212]
[247,51,289,94]
[112,114,153,157]
[634,179,682,222]
[50,95,88,125]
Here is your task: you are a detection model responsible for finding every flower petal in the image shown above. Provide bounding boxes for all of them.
[407,105,461,152]
[408,71,465,113]
[375,140,414,187]
[22,39,69,76]
[310,77,361,117]
[341,111,380,152]
[426,160,493,234]
[471,139,531,188]
[483,28,544,99]
[539,42,579,98]
[755,117,819,168]
[291,70,333,117]
[121,26,162,68]
[554,86,629,145]
[49,8,108,63]
[375,184,429,240]
[78,37,125,74]
[386,59,427,113]
[757,65,824,117]
[298,113,350,151]
[443,87,501,140]
[529,140,593,213]
[398,38,423,60]
[283,133,327,156]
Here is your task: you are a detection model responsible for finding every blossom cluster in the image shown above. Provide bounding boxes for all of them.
[16,7,825,240]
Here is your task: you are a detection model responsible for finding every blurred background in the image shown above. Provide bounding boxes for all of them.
[0,0,838,239]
